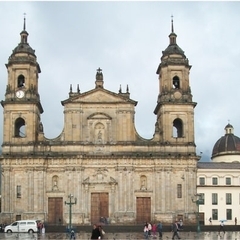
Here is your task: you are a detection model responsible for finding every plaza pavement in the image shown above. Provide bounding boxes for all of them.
[1,231,240,239]
[1,224,240,239]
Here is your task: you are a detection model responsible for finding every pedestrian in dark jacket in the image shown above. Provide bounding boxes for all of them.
[91,224,101,239]
[157,221,163,238]
[172,221,181,239]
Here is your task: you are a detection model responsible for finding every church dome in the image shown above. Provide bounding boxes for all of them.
[12,40,36,56]
[212,124,240,161]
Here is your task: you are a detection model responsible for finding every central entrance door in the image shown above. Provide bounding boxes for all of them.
[48,197,63,225]
[136,197,151,224]
[91,193,109,224]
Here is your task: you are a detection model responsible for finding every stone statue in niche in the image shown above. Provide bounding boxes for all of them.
[52,176,59,191]
[140,177,147,190]
[94,122,105,144]
[98,130,102,140]
[96,129,103,143]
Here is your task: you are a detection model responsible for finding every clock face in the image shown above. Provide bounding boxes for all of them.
[16,90,25,98]
[174,91,182,99]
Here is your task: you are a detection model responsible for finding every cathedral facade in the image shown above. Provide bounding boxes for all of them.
[0,19,200,225]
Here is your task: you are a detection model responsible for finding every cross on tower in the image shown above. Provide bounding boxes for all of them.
[97,67,102,74]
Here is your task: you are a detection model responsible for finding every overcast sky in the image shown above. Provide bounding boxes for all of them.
[0,1,239,161]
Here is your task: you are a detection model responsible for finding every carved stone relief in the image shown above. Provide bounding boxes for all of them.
[82,168,117,191]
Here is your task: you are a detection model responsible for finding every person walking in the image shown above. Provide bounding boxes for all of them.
[91,224,101,239]
[42,222,45,234]
[148,222,152,236]
[157,221,163,239]
[235,217,237,225]
[179,219,183,229]
[37,221,42,233]
[143,223,149,239]
[152,223,157,237]
[172,221,181,239]
[99,225,105,239]
[219,221,225,234]
[209,217,212,225]
[70,229,76,239]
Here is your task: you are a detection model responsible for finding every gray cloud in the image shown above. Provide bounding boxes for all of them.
[0,2,240,162]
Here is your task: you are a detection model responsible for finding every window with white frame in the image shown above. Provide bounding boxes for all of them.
[212,177,218,185]
[226,193,232,205]
[212,209,218,220]
[226,209,232,220]
[212,193,218,205]
[226,177,231,185]
[199,193,205,205]
[199,177,205,185]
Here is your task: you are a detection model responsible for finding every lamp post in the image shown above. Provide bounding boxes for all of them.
[191,193,202,233]
[65,194,77,231]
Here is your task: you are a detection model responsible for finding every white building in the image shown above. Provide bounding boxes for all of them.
[197,124,240,225]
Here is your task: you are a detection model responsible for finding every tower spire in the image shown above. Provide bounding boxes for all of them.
[169,15,177,45]
[20,13,28,44]
[23,13,26,31]
[171,15,174,33]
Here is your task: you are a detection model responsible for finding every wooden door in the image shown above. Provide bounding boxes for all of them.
[48,197,63,224]
[91,193,109,224]
[136,197,151,224]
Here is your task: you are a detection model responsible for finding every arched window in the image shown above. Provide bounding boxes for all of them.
[17,75,25,88]
[172,76,180,89]
[173,118,183,138]
[15,118,26,137]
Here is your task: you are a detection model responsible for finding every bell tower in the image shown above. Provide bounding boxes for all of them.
[154,18,197,148]
[1,16,43,153]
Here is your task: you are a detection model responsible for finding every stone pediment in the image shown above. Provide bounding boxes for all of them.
[81,91,122,103]
[61,89,137,105]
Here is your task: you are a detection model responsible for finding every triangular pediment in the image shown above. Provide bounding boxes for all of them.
[61,88,137,105]
[81,90,124,102]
